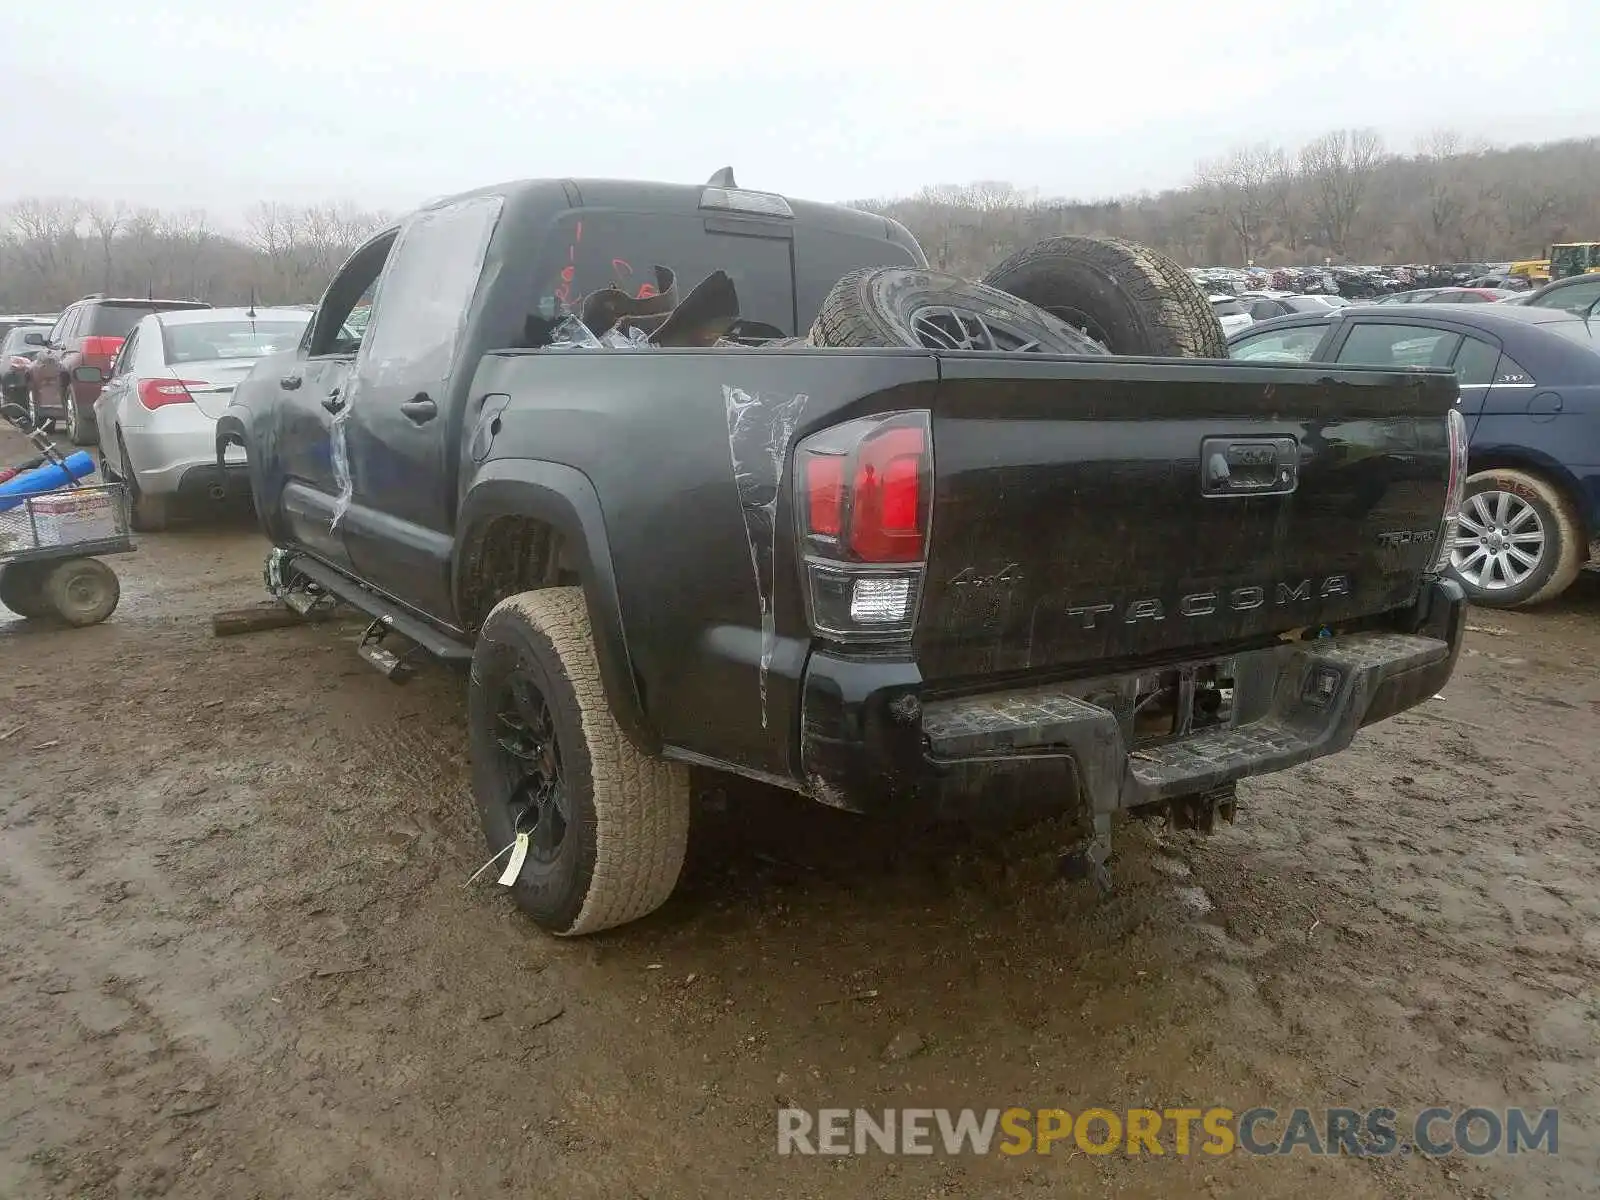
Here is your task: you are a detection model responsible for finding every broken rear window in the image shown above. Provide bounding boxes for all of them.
[532,211,799,337]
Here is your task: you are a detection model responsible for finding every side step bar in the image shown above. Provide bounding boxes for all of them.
[281,553,473,671]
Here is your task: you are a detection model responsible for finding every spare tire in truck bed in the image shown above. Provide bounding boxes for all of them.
[808,268,1108,355]
[981,236,1228,358]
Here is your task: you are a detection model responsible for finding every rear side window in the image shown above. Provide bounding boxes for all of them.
[1248,299,1287,321]
[1451,335,1501,385]
[1230,326,1325,363]
[531,210,799,336]
[1337,323,1463,369]
[362,195,504,390]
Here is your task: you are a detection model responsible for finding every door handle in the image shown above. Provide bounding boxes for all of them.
[400,394,437,423]
[322,389,345,414]
[281,373,303,390]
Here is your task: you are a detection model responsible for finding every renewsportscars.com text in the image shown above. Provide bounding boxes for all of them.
[776,1106,1560,1157]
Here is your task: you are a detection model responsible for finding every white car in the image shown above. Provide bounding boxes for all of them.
[1209,295,1254,337]
[91,306,311,530]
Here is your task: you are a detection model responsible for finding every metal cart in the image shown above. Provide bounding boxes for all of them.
[0,404,133,626]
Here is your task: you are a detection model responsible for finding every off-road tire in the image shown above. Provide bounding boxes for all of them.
[469,587,691,936]
[982,235,1228,358]
[0,562,53,619]
[42,557,120,626]
[809,267,1107,354]
[1452,468,1584,609]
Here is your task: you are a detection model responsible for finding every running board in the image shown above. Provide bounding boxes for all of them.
[285,555,472,667]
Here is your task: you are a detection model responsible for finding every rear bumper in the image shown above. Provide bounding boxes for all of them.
[798,577,1466,820]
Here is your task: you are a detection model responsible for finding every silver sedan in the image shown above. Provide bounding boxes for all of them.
[92,307,310,530]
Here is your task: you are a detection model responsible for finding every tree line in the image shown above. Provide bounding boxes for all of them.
[856,130,1600,279]
[2,127,1596,313]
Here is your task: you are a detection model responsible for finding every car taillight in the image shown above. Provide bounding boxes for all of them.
[137,378,202,410]
[795,410,932,642]
[81,336,124,361]
[1432,406,1468,573]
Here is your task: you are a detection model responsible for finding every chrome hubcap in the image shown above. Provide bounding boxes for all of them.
[1451,489,1545,590]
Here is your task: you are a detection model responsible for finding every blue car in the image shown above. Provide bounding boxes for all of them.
[1229,303,1600,609]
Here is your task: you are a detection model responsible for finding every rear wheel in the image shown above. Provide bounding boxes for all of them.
[0,562,53,618]
[42,557,120,626]
[982,236,1228,358]
[468,587,691,936]
[64,379,96,446]
[809,268,1108,354]
[119,432,170,532]
[1450,468,1584,608]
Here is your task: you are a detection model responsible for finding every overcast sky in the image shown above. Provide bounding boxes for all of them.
[9,0,1597,227]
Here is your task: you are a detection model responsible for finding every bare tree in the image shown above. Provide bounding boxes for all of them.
[1196,145,1276,263]
[1299,128,1386,259]
[85,201,128,292]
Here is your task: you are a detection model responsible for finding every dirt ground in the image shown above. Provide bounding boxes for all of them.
[2,432,1597,1199]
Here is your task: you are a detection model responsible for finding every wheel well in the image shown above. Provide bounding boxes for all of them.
[1467,453,1592,542]
[457,515,581,632]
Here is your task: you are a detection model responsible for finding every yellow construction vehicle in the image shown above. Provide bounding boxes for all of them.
[1508,258,1551,283]
[1548,243,1600,280]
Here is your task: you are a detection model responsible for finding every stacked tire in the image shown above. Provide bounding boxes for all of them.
[809,235,1227,358]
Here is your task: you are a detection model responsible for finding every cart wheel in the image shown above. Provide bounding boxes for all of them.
[0,562,53,619]
[44,557,120,627]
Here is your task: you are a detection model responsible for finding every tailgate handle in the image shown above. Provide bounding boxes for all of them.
[1200,436,1299,498]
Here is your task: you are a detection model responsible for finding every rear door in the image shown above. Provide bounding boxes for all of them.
[914,356,1456,679]
[341,195,505,619]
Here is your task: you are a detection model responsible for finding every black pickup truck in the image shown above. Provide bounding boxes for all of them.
[219,173,1469,937]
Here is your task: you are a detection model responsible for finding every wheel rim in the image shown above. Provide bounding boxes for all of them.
[494,666,569,865]
[1451,488,1545,590]
[61,569,103,614]
[905,304,1058,353]
[1043,304,1114,350]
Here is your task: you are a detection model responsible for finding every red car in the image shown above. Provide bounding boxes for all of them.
[28,295,210,444]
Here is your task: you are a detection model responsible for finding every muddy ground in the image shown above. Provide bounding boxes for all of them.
[2,438,1597,1198]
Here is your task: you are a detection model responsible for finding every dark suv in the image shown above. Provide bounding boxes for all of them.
[28,295,210,443]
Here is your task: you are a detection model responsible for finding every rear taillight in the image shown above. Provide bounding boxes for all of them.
[1432,406,1468,573]
[137,378,203,410]
[81,336,124,361]
[795,410,932,642]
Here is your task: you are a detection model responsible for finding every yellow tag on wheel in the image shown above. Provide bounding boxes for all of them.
[498,832,530,886]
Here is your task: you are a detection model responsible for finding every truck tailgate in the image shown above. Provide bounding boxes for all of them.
[916,356,1458,681]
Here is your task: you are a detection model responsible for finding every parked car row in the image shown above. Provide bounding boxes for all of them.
[1227,301,1600,610]
[10,294,312,530]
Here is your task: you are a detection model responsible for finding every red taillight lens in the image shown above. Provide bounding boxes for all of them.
[81,336,124,361]
[848,425,927,563]
[137,378,202,410]
[804,454,845,538]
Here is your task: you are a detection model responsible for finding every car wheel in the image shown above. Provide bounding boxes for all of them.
[64,380,96,446]
[117,432,170,532]
[469,586,691,936]
[0,562,53,619]
[981,235,1228,357]
[42,557,120,626]
[1449,468,1584,608]
[808,268,1108,354]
